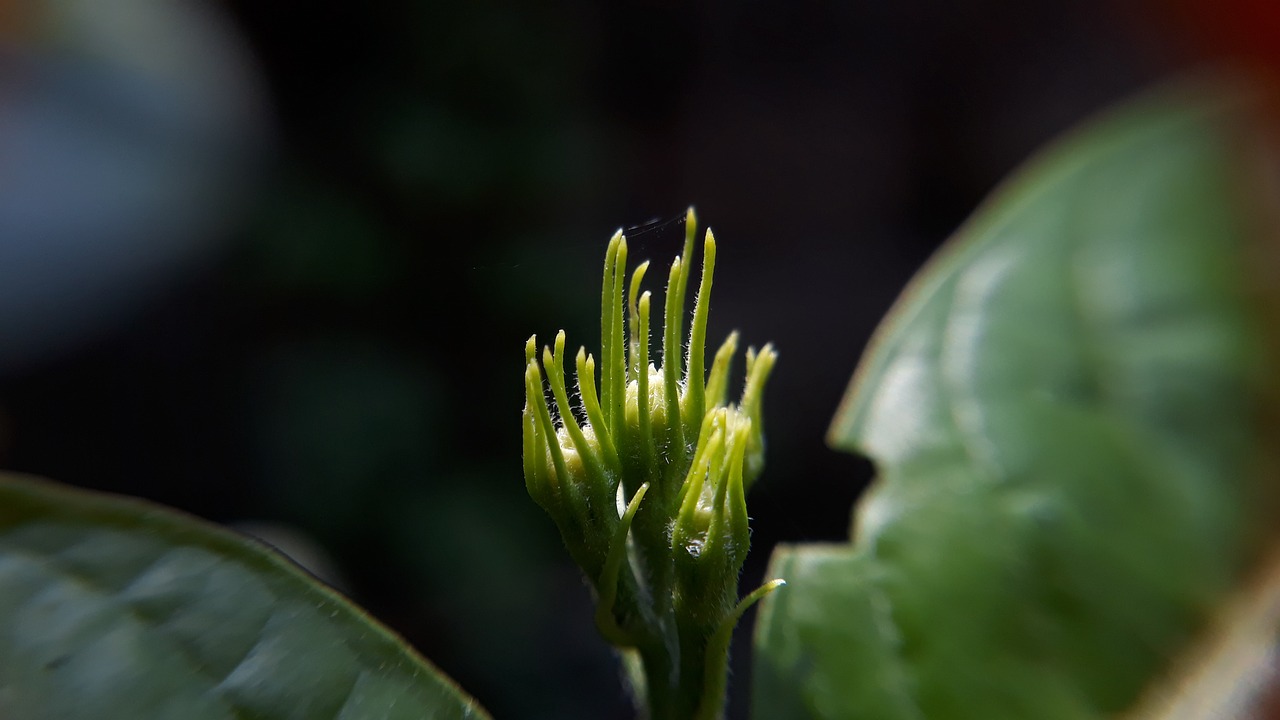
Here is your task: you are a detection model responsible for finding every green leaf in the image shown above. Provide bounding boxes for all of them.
[0,473,490,720]
[753,78,1279,719]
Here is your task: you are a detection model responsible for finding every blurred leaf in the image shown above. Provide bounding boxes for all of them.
[0,473,489,719]
[753,78,1279,719]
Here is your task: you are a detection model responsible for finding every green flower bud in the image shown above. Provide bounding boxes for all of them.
[521,210,782,719]
[625,363,668,437]
[672,409,751,569]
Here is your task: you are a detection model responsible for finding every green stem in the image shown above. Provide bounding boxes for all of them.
[636,631,696,720]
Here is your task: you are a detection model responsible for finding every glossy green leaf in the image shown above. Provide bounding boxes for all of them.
[0,473,490,720]
[753,79,1279,719]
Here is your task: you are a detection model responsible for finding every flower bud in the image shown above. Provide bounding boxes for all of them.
[521,210,781,716]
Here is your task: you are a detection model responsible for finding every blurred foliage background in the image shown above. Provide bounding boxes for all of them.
[0,1,1269,717]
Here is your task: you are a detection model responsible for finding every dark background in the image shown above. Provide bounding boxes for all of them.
[0,1,1242,717]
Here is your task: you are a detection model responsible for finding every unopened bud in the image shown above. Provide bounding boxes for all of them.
[520,211,780,710]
